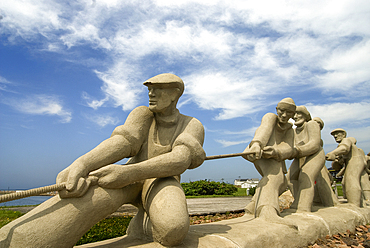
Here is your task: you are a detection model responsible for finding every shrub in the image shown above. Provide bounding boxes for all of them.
[249,186,256,196]
[181,180,237,196]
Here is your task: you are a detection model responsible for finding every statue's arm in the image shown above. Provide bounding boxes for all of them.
[91,118,206,189]
[251,113,276,147]
[326,138,351,161]
[57,106,153,197]
[295,121,321,157]
[273,128,294,161]
[243,113,276,162]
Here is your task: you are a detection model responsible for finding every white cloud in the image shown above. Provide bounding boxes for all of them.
[82,92,108,110]
[317,40,370,94]
[6,95,72,123]
[305,101,370,128]
[1,0,369,119]
[0,75,18,93]
[0,76,12,84]
[92,60,144,111]
[85,114,120,127]
[184,72,276,120]
[0,0,63,42]
[215,139,249,147]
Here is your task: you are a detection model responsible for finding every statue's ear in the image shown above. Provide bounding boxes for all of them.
[171,88,181,102]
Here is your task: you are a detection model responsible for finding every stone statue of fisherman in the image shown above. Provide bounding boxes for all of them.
[242,98,296,226]
[311,117,339,207]
[326,129,365,207]
[0,73,205,248]
[287,107,337,212]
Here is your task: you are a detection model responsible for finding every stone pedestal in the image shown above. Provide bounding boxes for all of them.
[77,203,370,248]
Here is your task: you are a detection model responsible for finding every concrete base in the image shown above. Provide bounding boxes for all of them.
[76,203,370,248]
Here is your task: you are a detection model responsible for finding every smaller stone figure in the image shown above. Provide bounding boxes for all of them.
[326,129,365,207]
[311,117,339,207]
[359,148,370,202]
[287,107,328,212]
[242,98,296,226]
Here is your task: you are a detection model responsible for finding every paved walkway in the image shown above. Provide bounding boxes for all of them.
[111,196,251,216]
[186,196,251,215]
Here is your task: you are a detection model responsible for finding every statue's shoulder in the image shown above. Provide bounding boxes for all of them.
[346,137,357,145]
[125,106,154,124]
[179,114,204,129]
[111,106,153,137]
[261,112,278,124]
[130,106,154,118]
[306,120,320,129]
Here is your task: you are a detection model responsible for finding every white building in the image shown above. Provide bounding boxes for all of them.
[234,178,260,189]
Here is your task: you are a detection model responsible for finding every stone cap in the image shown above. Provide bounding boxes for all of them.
[277,97,296,112]
[143,73,184,95]
[296,106,311,121]
[330,128,347,136]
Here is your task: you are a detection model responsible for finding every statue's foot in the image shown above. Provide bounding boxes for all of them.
[258,206,298,230]
[244,201,255,215]
[282,208,297,213]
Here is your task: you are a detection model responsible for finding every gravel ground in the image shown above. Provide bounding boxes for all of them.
[301,224,370,248]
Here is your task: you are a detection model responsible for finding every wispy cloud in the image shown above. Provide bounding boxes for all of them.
[1,0,369,119]
[305,101,370,128]
[0,75,18,93]
[5,95,72,123]
[215,139,250,147]
[85,113,120,127]
[208,126,257,147]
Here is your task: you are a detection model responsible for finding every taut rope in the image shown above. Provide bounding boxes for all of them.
[0,151,255,204]
[0,183,66,204]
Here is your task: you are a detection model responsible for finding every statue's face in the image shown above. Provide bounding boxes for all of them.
[332,131,345,143]
[293,112,306,127]
[276,107,295,124]
[147,85,178,113]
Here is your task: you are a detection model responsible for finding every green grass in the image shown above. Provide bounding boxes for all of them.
[233,188,249,196]
[336,185,343,197]
[76,216,133,246]
[185,188,250,198]
[0,209,24,228]
[0,209,132,246]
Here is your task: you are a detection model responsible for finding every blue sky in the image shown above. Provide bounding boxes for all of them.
[0,0,369,189]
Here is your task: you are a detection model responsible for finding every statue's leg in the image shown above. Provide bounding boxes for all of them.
[344,157,365,207]
[295,151,324,212]
[139,177,189,246]
[315,166,339,207]
[244,193,256,215]
[253,159,298,229]
[360,170,370,201]
[287,158,300,209]
[254,159,284,217]
[0,184,141,248]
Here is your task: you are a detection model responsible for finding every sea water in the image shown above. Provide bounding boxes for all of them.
[0,196,53,207]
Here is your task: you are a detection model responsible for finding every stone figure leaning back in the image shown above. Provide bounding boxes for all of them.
[0,73,206,248]
[242,97,297,228]
[326,129,365,207]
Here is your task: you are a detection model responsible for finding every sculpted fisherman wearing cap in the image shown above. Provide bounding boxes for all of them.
[287,107,336,212]
[326,129,365,207]
[242,98,296,224]
[311,117,339,207]
[0,73,205,247]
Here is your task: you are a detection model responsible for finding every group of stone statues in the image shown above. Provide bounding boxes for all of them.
[242,97,370,227]
[0,73,369,247]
